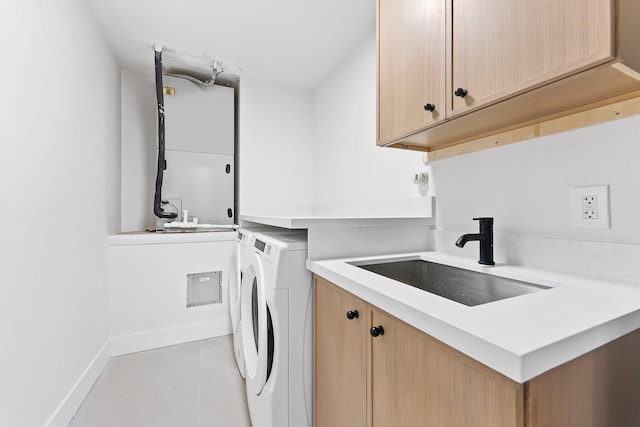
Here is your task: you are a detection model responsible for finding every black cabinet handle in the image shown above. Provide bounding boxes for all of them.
[454,88,468,98]
[423,103,436,112]
[346,310,359,320]
[370,325,385,337]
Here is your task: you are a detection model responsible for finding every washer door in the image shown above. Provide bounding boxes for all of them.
[241,252,269,395]
[228,243,241,332]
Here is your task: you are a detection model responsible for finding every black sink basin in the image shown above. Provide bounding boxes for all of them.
[351,259,549,306]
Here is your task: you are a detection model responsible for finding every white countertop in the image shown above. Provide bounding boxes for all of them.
[307,252,640,383]
[108,230,237,246]
[241,197,435,229]
[240,214,435,229]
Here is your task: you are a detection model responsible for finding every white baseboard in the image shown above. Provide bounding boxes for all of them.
[110,319,232,356]
[45,340,111,427]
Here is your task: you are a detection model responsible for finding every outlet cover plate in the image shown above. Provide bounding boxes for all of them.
[571,186,610,229]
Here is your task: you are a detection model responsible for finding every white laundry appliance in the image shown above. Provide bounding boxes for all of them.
[228,228,253,378]
[228,227,302,379]
[240,232,312,427]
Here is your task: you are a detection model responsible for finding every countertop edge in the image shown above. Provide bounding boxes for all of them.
[519,309,640,380]
[240,215,435,229]
[108,231,237,246]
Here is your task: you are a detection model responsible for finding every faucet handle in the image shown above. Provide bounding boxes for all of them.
[473,217,494,225]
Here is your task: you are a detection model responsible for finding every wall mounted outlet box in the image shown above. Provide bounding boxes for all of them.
[571,186,610,229]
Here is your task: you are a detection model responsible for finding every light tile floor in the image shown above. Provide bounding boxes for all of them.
[70,336,252,427]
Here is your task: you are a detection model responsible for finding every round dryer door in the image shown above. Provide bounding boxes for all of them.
[240,252,273,395]
[228,243,241,332]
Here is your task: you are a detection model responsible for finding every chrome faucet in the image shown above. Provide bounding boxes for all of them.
[456,217,495,265]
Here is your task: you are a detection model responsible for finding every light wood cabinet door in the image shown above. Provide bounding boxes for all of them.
[377,0,446,144]
[526,327,640,427]
[370,308,523,427]
[450,0,614,116]
[314,277,367,427]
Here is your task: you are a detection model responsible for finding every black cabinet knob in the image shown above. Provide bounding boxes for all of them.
[423,103,436,112]
[346,310,359,320]
[454,88,468,98]
[370,325,385,337]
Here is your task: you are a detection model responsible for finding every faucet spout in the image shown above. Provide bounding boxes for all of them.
[455,217,495,265]
[455,233,486,248]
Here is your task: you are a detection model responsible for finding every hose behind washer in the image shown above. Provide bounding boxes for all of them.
[153,47,177,220]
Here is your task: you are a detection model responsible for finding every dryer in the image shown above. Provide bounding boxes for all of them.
[228,228,256,378]
[230,227,272,378]
[240,232,312,427]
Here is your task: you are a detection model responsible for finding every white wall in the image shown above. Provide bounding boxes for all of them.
[430,115,640,285]
[121,71,157,232]
[0,1,120,426]
[108,236,235,356]
[238,78,315,215]
[312,27,427,212]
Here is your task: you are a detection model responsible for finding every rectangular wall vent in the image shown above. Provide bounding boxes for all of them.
[186,271,222,307]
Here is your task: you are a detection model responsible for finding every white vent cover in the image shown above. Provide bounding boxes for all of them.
[187,271,222,307]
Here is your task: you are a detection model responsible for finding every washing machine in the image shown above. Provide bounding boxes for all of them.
[240,231,312,427]
[228,227,303,379]
[228,228,256,378]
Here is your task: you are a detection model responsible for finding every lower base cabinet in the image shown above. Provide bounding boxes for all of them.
[313,275,640,427]
[314,275,368,426]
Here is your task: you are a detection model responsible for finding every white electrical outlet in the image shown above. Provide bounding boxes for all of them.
[581,195,598,219]
[571,186,610,229]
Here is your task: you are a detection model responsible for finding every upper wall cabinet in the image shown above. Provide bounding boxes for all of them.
[377,0,446,143]
[377,0,640,158]
[449,0,613,116]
